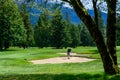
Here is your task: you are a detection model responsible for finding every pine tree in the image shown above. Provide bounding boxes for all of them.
[69,24,80,48]
[63,12,72,48]
[116,16,120,45]
[0,0,26,50]
[20,3,34,48]
[34,9,50,48]
[79,23,95,46]
[51,9,66,49]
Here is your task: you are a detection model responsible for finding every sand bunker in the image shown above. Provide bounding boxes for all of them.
[29,53,96,64]
[57,52,77,56]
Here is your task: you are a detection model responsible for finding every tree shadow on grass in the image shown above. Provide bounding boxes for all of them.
[0,73,120,80]
[0,49,18,52]
[88,50,98,54]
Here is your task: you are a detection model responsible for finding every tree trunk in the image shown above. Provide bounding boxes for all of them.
[92,0,98,27]
[69,0,119,74]
[106,0,119,73]
[4,41,9,50]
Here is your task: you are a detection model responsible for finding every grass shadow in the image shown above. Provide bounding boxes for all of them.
[0,49,18,52]
[88,50,99,54]
[0,58,17,60]
[0,73,120,80]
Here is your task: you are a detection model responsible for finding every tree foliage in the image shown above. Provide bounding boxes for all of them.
[0,0,26,50]
[34,2,80,48]
[51,9,66,48]
[116,16,120,46]
[79,23,95,46]
[34,9,51,48]
[20,3,34,48]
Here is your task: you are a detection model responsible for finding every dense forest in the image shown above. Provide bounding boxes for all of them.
[0,0,120,50]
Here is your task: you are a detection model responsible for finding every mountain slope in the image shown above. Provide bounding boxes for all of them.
[28,0,108,26]
[29,6,107,26]
[62,7,107,25]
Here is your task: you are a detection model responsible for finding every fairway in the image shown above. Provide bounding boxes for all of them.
[1,0,120,79]
[0,47,120,80]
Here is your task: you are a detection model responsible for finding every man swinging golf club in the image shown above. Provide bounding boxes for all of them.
[67,48,72,59]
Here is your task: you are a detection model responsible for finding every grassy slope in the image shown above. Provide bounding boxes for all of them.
[0,47,120,80]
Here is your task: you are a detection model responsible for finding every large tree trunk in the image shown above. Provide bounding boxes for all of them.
[106,0,119,73]
[69,0,119,74]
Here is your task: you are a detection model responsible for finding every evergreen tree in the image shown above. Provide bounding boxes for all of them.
[34,22,42,48]
[69,24,80,48]
[116,16,120,45]
[65,11,71,24]
[63,12,72,48]
[64,11,80,48]
[0,0,26,50]
[51,9,66,49]
[80,24,89,46]
[34,9,50,48]
[79,23,95,46]
[62,21,72,48]
[20,3,34,47]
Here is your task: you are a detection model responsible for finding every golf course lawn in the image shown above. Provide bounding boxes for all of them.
[0,47,120,80]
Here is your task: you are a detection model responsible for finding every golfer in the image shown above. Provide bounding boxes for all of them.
[67,48,71,59]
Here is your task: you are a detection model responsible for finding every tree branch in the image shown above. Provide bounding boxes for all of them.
[62,0,70,3]
[92,0,98,27]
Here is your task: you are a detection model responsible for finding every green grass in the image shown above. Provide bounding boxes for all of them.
[73,46,98,54]
[0,47,120,80]
[0,47,66,60]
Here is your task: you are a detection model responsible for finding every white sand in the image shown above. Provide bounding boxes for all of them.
[29,56,95,64]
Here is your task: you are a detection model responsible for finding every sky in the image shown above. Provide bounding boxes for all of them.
[49,0,104,9]
[49,0,120,14]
